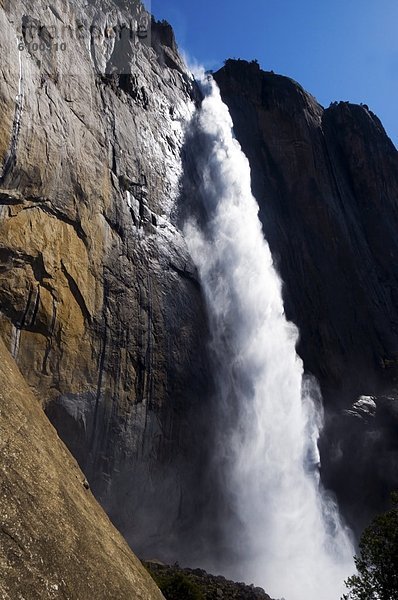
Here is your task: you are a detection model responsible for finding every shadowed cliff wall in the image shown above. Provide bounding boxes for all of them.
[215,59,398,534]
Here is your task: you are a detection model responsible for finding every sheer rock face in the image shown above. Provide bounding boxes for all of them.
[2,0,398,577]
[0,0,213,560]
[0,337,165,600]
[214,59,398,532]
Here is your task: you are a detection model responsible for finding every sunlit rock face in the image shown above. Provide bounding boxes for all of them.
[214,59,398,535]
[0,336,165,600]
[0,0,214,561]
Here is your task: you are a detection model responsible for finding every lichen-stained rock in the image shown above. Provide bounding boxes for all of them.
[0,336,165,600]
[0,0,213,561]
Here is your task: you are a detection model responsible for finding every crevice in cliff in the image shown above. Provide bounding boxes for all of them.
[89,279,109,461]
[48,4,64,23]
[0,247,52,284]
[0,248,58,357]
[41,295,57,376]
[8,285,39,360]
[0,192,87,247]
[102,210,126,241]
[0,37,24,184]
[19,283,40,330]
[119,174,153,229]
[10,325,21,359]
[60,261,92,325]
[0,526,26,555]
[68,104,88,128]
[145,273,154,411]
[89,26,100,73]
[168,261,200,289]
[0,189,24,205]
[29,286,41,328]
[22,202,88,246]
[119,75,149,109]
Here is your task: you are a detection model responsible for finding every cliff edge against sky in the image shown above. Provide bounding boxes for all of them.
[215,59,398,532]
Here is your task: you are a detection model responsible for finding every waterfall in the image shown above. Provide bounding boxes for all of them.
[184,75,354,600]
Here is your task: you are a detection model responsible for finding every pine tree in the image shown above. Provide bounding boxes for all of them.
[342,493,398,600]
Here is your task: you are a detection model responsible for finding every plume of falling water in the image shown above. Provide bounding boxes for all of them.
[184,74,354,600]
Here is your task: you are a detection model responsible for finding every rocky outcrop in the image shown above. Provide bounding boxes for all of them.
[214,59,398,533]
[0,336,164,599]
[0,0,213,563]
[144,561,273,600]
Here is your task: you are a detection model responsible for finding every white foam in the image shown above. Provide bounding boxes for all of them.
[184,76,355,600]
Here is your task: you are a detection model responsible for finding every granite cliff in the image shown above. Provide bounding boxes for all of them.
[1,0,398,591]
[0,0,214,568]
[214,59,398,534]
[0,334,165,599]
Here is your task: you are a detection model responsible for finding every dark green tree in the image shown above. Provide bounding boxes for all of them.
[150,570,203,600]
[342,493,398,600]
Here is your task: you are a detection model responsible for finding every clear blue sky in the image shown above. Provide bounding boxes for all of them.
[148,0,398,146]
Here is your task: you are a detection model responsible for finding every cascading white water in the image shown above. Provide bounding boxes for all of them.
[184,75,355,600]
